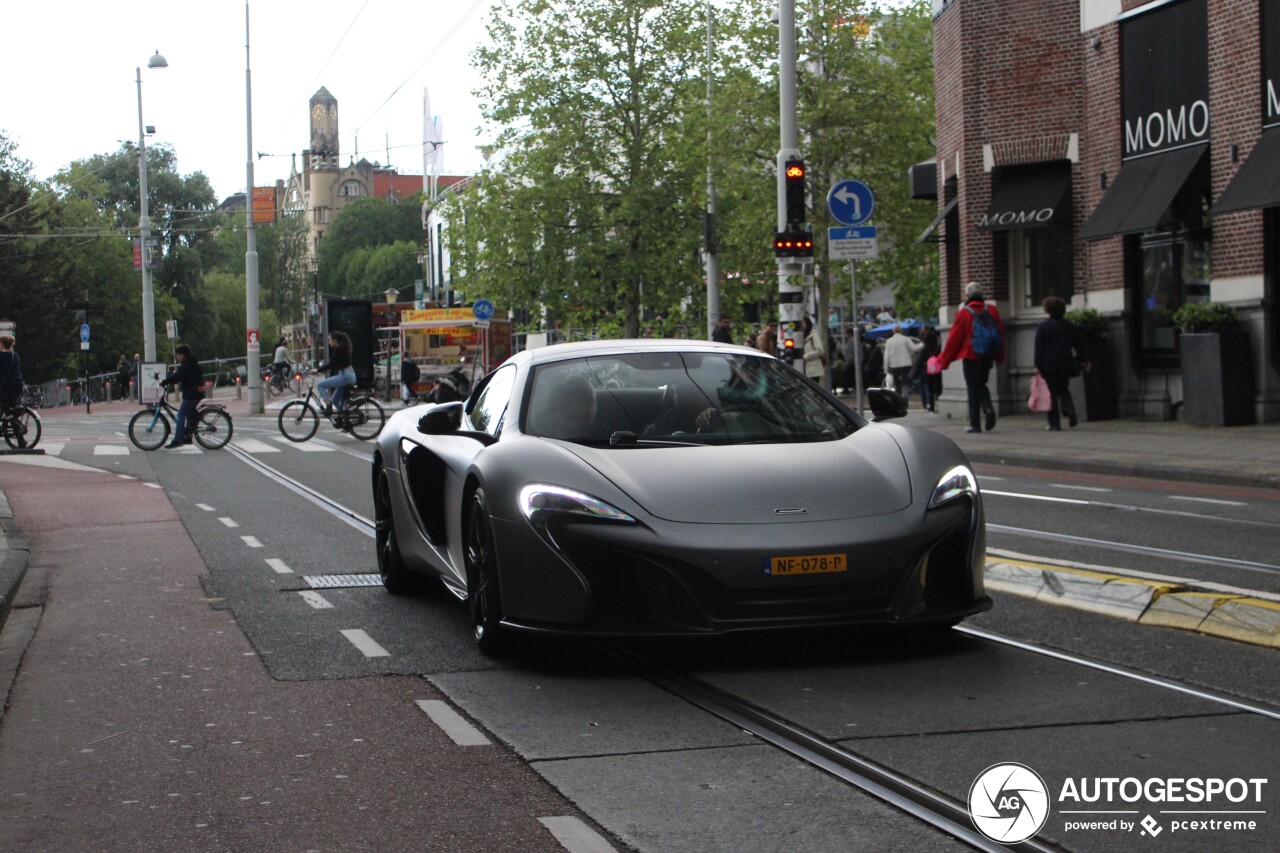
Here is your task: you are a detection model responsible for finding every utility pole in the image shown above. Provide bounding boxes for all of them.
[704,0,720,340]
[775,0,806,355]
[243,2,263,414]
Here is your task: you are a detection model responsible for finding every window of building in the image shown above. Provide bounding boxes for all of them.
[1128,159,1212,364]
[340,180,364,197]
[1008,222,1074,311]
[313,207,329,225]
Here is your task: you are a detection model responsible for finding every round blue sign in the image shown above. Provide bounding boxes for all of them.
[80,323,91,342]
[827,180,875,226]
[472,299,496,321]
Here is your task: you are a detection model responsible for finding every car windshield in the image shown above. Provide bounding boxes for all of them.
[524,351,859,446]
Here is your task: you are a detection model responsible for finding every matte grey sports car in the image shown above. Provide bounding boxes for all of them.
[372,339,990,654]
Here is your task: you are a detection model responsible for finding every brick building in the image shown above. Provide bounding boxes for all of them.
[921,0,1279,424]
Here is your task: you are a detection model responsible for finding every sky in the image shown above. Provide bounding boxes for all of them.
[3,0,501,203]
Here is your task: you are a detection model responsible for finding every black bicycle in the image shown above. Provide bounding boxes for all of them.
[127,396,234,451]
[1,404,41,450]
[263,364,304,397]
[277,377,385,442]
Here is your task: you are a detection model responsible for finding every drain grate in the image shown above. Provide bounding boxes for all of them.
[302,573,383,589]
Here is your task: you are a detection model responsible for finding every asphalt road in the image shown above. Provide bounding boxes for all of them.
[2,409,1278,852]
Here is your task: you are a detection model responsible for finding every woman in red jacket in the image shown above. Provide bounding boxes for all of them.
[937,282,1005,433]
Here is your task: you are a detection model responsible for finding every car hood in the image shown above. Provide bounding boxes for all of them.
[560,426,912,524]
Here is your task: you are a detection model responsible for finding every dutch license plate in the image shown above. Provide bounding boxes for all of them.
[766,553,848,576]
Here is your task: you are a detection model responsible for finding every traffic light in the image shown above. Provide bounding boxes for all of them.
[784,158,806,227]
[773,230,814,257]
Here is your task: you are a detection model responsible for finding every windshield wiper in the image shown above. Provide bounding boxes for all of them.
[607,430,704,447]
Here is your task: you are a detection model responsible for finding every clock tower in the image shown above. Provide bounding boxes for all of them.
[309,87,339,171]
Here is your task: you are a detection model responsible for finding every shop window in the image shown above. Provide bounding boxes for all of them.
[1009,223,1074,311]
[1128,161,1211,364]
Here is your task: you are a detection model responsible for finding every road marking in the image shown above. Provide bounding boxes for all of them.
[218,517,239,528]
[117,474,135,480]
[175,444,202,454]
[231,437,280,453]
[297,590,332,609]
[241,535,263,548]
[340,628,390,658]
[1169,495,1248,507]
[415,699,492,746]
[538,816,618,853]
[42,443,65,456]
[93,445,129,456]
[1051,484,1112,493]
[144,483,163,490]
[196,504,215,511]
[265,558,293,574]
[268,435,334,452]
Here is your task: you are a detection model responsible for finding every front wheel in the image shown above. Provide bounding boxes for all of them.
[464,488,505,656]
[345,397,385,440]
[2,406,41,450]
[277,401,319,442]
[195,408,233,449]
[375,469,415,595]
[128,408,170,451]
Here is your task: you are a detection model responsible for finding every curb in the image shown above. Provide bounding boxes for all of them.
[984,558,1280,649]
[0,489,30,635]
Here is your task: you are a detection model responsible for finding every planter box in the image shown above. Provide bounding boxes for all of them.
[1078,337,1116,421]
[1181,332,1254,426]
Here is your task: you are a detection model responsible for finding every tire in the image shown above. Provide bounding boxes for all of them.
[374,469,415,595]
[2,406,41,450]
[287,373,303,395]
[345,397,385,441]
[277,400,319,442]
[128,408,171,451]
[194,408,233,450]
[464,488,505,656]
[264,375,282,397]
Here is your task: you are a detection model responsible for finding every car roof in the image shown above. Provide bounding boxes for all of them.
[512,338,765,367]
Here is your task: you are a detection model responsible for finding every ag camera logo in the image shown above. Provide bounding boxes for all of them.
[969,763,1051,843]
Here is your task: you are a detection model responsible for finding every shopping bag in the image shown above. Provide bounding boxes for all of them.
[1028,373,1051,413]
[925,356,941,376]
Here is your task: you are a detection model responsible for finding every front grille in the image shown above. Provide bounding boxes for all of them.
[922,524,971,605]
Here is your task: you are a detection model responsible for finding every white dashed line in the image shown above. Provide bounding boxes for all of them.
[94,445,129,456]
[1169,495,1248,507]
[42,443,65,456]
[218,517,240,528]
[196,504,215,511]
[415,700,491,746]
[144,483,163,490]
[340,629,390,658]
[1050,484,1112,493]
[241,536,263,548]
[297,591,332,609]
[231,437,280,453]
[537,816,617,853]
[265,558,294,574]
[117,473,135,480]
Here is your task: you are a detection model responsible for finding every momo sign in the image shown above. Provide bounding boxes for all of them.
[1121,0,1208,158]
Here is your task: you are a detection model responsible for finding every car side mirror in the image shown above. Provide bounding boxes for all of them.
[867,387,908,421]
[417,401,464,434]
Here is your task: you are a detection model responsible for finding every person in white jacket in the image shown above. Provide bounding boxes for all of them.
[884,325,923,395]
[802,318,826,383]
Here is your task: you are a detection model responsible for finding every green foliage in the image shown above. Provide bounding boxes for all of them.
[1065,308,1109,339]
[1171,302,1239,334]
[317,196,425,295]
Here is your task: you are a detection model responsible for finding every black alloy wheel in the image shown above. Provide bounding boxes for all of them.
[375,469,414,595]
[464,488,505,655]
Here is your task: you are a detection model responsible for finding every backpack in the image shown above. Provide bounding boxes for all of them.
[965,304,1002,357]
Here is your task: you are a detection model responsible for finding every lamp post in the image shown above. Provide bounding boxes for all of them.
[308,256,320,367]
[136,50,168,363]
[243,2,263,414]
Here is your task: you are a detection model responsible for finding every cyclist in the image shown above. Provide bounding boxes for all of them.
[316,330,356,415]
[271,337,290,387]
[0,335,24,412]
[159,344,205,448]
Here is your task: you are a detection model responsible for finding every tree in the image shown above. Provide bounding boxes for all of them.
[450,0,710,338]
[316,196,424,297]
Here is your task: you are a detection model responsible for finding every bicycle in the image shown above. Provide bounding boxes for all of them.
[1,404,41,450]
[263,364,303,397]
[127,395,234,451]
[276,377,385,442]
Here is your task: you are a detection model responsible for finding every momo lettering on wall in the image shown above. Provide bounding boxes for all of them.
[1120,0,1209,158]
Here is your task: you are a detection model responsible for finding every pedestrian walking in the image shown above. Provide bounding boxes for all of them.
[711,315,734,344]
[884,324,923,398]
[158,344,204,448]
[115,354,131,400]
[801,318,826,384]
[132,353,142,400]
[937,282,1005,433]
[1033,295,1091,431]
[756,320,778,356]
[0,335,24,412]
[917,326,942,412]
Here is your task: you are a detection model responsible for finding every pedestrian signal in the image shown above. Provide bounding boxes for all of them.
[774,230,814,258]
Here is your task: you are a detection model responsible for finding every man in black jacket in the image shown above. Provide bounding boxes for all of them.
[159,344,204,448]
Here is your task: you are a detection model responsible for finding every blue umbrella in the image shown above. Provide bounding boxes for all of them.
[862,319,923,340]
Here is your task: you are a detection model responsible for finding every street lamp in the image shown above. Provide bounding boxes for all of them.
[384,287,399,305]
[136,50,168,363]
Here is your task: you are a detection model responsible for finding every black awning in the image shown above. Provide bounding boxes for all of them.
[1079,145,1206,241]
[916,197,958,244]
[1213,129,1280,216]
[975,168,1071,232]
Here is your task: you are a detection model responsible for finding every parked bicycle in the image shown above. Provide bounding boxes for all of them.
[1,403,41,450]
[127,395,234,451]
[263,364,304,397]
[276,377,385,442]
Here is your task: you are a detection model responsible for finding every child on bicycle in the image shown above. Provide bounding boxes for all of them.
[316,331,356,415]
[0,335,24,412]
[159,344,205,448]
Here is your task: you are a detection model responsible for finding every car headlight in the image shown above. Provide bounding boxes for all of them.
[928,465,978,509]
[519,485,636,523]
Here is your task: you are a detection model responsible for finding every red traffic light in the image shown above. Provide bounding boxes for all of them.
[773,230,814,257]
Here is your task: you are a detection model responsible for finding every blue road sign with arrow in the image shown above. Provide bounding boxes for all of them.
[827,180,875,226]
